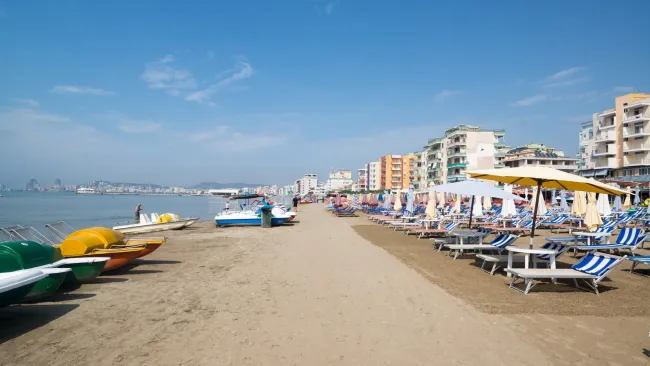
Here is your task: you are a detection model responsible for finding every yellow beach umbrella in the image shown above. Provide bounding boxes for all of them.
[623,187,632,210]
[425,191,437,218]
[467,166,625,247]
[393,190,402,211]
[584,192,603,231]
[572,191,587,216]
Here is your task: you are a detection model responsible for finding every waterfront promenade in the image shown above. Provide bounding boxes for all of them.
[0,204,647,365]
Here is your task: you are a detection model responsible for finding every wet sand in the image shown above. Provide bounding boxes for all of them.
[0,204,649,365]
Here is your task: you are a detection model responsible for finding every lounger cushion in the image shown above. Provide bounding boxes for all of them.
[505,268,596,279]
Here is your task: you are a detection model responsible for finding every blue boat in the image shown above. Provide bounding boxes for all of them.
[213,194,291,227]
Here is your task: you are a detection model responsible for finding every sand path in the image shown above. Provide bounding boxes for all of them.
[2,204,635,364]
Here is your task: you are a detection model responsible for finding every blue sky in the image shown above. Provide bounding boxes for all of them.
[1,0,649,188]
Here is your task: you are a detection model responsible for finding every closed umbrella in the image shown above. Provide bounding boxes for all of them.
[612,194,622,211]
[406,186,415,214]
[597,193,611,216]
[584,192,603,231]
[482,195,491,211]
[425,191,437,218]
[634,187,641,206]
[383,191,391,210]
[472,196,483,218]
[623,187,632,210]
[453,195,462,213]
[524,188,529,207]
[559,190,569,211]
[501,184,518,217]
[467,166,625,248]
[551,189,558,206]
[572,191,587,216]
[394,190,403,211]
[532,186,547,216]
[436,191,445,208]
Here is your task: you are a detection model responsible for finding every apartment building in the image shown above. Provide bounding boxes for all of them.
[409,151,425,190]
[367,161,381,190]
[357,167,368,191]
[295,174,318,195]
[423,138,446,186]
[504,144,577,173]
[325,170,353,192]
[580,93,650,178]
[578,121,594,171]
[444,125,507,183]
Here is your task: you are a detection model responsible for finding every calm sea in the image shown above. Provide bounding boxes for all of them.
[0,192,293,231]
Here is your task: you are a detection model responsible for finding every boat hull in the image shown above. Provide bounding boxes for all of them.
[25,270,69,301]
[0,270,47,307]
[66,249,144,272]
[61,260,108,284]
[113,221,187,234]
[215,217,289,227]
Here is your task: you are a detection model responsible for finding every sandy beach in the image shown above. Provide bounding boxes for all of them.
[1,204,649,365]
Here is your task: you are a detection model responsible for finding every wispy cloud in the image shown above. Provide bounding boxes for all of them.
[511,94,547,107]
[611,86,635,94]
[540,66,589,88]
[141,54,197,95]
[11,99,39,108]
[433,90,461,103]
[313,0,339,15]
[183,125,285,153]
[184,58,254,106]
[97,112,162,134]
[51,85,115,96]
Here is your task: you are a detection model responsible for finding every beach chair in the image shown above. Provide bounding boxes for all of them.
[627,256,650,277]
[572,229,646,256]
[444,233,519,259]
[537,214,569,229]
[505,252,627,294]
[476,242,570,275]
[545,226,614,247]
[412,221,459,241]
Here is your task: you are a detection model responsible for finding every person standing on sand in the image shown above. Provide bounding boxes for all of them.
[293,196,300,212]
[135,203,142,224]
[224,201,230,212]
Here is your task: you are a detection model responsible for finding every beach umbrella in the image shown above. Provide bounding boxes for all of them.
[623,187,632,210]
[425,191,437,218]
[596,193,611,216]
[467,166,625,247]
[501,184,518,217]
[551,189,558,206]
[483,195,491,211]
[559,190,569,211]
[472,196,483,217]
[585,192,603,231]
[634,187,641,206]
[532,186,547,216]
[378,192,383,202]
[383,191,391,210]
[612,194,622,211]
[436,191,445,208]
[524,188,529,207]
[426,180,525,228]
[453,195,462,213]
[394,190,403,211]
[406,186,415,214]
[572,191,587,216]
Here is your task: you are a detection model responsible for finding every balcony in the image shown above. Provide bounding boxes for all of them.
[624,113,649,123]
[494,163,505,168]
[599,109,616,117]
[447,174,467,182]
[447,163,467,168]
[599,123,616,130]
[448,138,467,147]
[624,142,650,152]
[624,158,650,167]
[592,146,616,157]
[447,150,467,158]
[594,131,616,142]
[494,152,505,158]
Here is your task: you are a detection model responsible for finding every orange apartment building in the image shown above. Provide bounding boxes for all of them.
[379,154,416,190]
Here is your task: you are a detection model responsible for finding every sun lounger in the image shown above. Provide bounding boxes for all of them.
[476,242,570,275]
[505,252,627,294]
[411,221,459,240]
[444,234,518,259]
[627,256,650,276]
[572,228,646,256]
[545,226,614,245]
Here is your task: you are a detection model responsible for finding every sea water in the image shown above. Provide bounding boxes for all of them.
[0,192,293,231]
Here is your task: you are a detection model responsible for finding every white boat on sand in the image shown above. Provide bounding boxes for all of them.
[113,213,197,234]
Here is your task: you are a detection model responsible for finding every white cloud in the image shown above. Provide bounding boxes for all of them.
[313,0,338,16]
[611,86,634,94]
[184,59,254,105]
[540,67,588,88]
[11,99,39,108]
[51,85,115,96]
[511,95,547,107]
[433,90,461,103]
[140,55,196,95]
[324,1,336,14]
[182,125,284,153]
[97,112,162,134]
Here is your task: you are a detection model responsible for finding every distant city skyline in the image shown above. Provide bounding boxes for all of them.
[1,2,648,188]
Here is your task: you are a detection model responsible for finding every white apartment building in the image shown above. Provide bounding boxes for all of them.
[367,161,381,190]
[443,125,508,183]
[357,167,368,191]
[503,144,577,173]
[296,174,318,196]
[579,93,650,179]
[578,120,594,172]
[325,170,354,192]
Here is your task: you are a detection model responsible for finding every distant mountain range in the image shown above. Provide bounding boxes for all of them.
[189,182,267,190]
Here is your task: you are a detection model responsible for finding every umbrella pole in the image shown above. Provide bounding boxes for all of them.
[530,181,542,249]
[468,196,475,229]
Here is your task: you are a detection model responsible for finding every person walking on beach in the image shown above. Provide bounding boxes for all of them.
[135,203,142,224]
[293,195,300,212]
[224,201,230,212]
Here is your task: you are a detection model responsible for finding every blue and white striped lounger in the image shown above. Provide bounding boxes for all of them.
[627,256,650,276]
[476,242,570,275]
[573,229,646,255]
[505,252,627,294]
[444,234,518,260]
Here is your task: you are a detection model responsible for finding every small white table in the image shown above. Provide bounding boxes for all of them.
[497,218,519,228]
[571,231,612,245]
[452,231,484,245]
[506,246,558,278]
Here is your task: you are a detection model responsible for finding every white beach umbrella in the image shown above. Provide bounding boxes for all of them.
[383,190,391,210]
[472,196,483,217]
[483,195,491,211]
[501,184,518,217]
[634,187,641,205]
[532,186,547,216]
[559,190,569,211]
[394,190,403,211]
[436,191,445,208]
[425,191,437,218]
[612,194,623,211]
[551,189,559,206]
[585,192,603,231]
[453,195,462,213]
[596,193,611,216]
[524,188,529,207]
